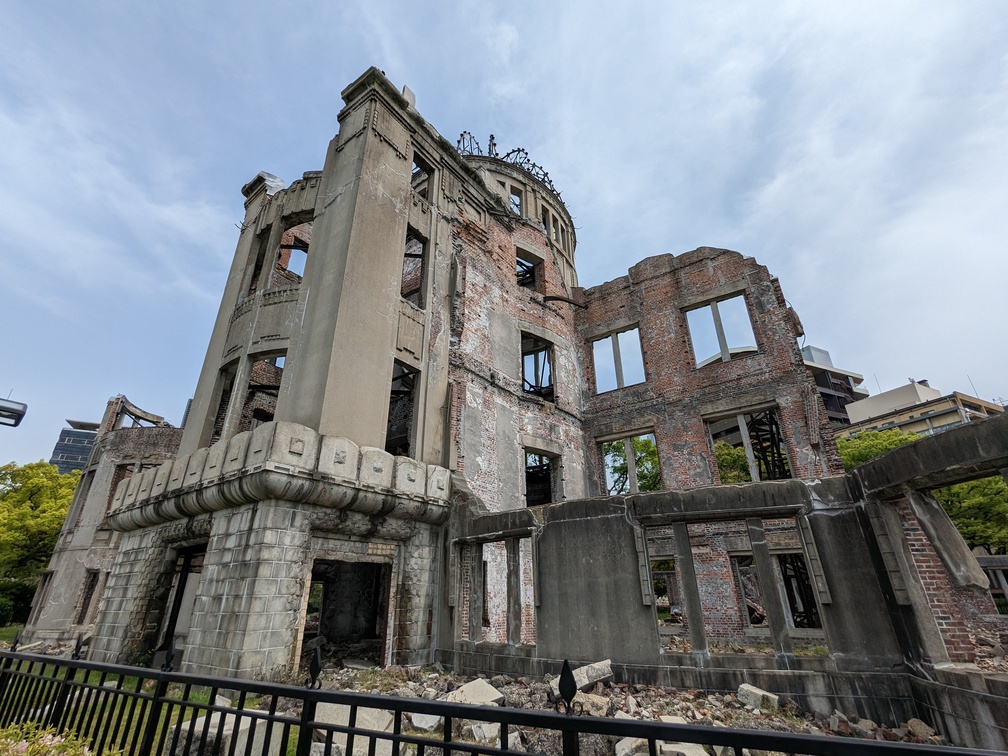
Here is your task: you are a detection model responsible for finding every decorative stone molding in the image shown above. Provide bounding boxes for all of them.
[106,421,452,532]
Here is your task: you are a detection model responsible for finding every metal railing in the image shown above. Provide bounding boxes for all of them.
[0,649,999,756]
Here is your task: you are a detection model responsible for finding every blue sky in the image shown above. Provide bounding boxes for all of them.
[2,1,1007,465]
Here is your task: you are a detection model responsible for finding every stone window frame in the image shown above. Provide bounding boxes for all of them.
[684,292,758,368]
[401,225,428,310]
[705,405,792,483]
[591,326,647,394]
[596,428,662,495]
[729,549,824,633]
[521,332,555,402]
[521,434,564,507]
[515,246,544,293]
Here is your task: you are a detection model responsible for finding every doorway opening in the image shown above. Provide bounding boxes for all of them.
[303,559,392,667]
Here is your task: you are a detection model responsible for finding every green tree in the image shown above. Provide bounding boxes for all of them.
[0,462,80,578]
[602,434,662,494]
[835,428,920,472]
[933,477,1008,555]
[836,430,1008,555]
[714,441,752,484]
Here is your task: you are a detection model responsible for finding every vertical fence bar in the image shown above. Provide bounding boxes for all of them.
[295,694,318,756]
[45,659,80,731]
[561,726,579,756]
[138,675,170,756]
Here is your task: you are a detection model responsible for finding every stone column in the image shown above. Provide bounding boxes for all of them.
[672,523,708,665]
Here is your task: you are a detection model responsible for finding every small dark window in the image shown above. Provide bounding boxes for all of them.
[516,248,542,291]
[525,451,555,506]
[386,362,419,457]
[77,570,101,625]
[402,228,426,308]
[510,187,523,216]
[411,152,433,200]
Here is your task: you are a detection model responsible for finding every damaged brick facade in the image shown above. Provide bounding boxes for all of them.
[24,69,1007,748]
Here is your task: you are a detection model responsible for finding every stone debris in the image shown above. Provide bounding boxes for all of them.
[443,677,505,706]
[548,658,614,698]
[736,683,778,710]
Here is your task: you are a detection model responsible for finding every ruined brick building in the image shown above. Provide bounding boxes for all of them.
[24,68,1008,748]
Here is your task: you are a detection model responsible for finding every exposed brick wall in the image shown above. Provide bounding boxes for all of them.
[896,498,983,663]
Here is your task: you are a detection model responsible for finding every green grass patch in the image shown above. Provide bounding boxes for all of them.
[0,625,24,644]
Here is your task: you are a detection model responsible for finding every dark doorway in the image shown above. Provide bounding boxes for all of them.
[155,546,206,667]
[305,560,392,667]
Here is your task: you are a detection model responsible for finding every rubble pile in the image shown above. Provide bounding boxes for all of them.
[318,660,950,752]
[970,629,1008,672]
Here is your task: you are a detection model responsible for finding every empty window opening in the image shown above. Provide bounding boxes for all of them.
[237,359,283,434]
[560,225,568,252]
[76,570,101,625]
[521,333,554,401]
[28,571,54,626]
[272,222,312,289]
[245,232,270,297]
[732,556,769,628]
[304,560,392,667]
[601,432,662,495]
[525,451,557,506]
[386,362,418,457]
[778,553,822,628]
[516,247,542,291]
[541,206,550,233]
[210,369,236,445]
[592,327,646,393]
[686,294,757,367]
[271,355,285,369]
[402,228,426,308]
[510,186,523,216]
[411,152,434,200]
[709,410,791,482]
[552,217,560,243]
[651,559,683,627]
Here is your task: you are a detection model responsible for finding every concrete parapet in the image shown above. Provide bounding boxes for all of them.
[106,421,452,531]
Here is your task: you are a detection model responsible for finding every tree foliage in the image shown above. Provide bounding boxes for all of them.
[836,430,1008,555]
[933,477,1008,555]
[602,435,662,494]
[714,441,752,484]
[835,429,920,472]
[0,461,80,579]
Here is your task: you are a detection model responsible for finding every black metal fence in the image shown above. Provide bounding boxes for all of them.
[0,649,999,756]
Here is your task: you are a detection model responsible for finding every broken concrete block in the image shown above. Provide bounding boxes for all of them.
[469,720,500,743]
[616,737,650,756]
[737,683,778,710]
[659,714,688,726]
[574,691,610,717]
[548,659,613,697]
[359,447,394,488]
[661,744,709,756]
[907,718,935,739]
[319,436,360,480]
[409,711,442,731]
[269,421,320,471]
[222,431,251,476]
[443,678,504,706]
[393,456,426,495]
[426,464,451,500]
[315,703,394,756]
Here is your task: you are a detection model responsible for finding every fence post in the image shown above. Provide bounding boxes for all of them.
[295,646,322,756]
[138,675,170,755]
[45,659,79,731]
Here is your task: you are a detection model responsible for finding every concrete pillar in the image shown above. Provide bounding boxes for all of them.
[746,518,795,666]
[506,539,522,645]
[672,523,708,664]
[468,545,484,643]
[278,75,414,452]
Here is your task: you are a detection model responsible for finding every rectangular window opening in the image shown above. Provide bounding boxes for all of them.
[402,228,426,308]
[516,247,542,291]
[732,555,769,628]
[411,152,434,200]
[778,553,822,629]
[686,294,757,367]
[386,362,419,457]
[521,333,554,401]
[77,570,100,625]
[525,451,556,506]
[651,558,683,626]
[273,222,312,288]
[709,409,791,482]
[510,187,523,216]
[237,359,283,434]
[592,327,645,393]
[600,432,662,495]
